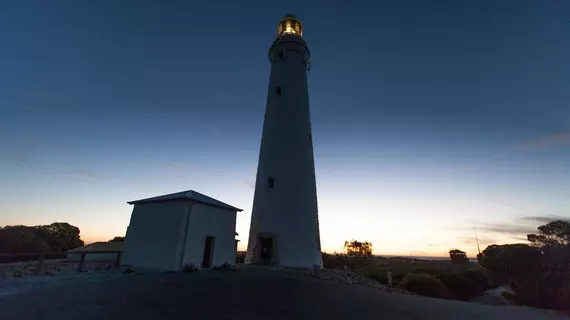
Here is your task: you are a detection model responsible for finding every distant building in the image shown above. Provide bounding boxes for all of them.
[122,190,242,270]
[449,249,470,264]
[66,241,123,263]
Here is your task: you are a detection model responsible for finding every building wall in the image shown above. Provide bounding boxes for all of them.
[122,201,188,270]
[181,203,237,268]
[245,34,322,268]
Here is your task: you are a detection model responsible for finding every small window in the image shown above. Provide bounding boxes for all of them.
[268,176,274,189]
[275,86,281,96]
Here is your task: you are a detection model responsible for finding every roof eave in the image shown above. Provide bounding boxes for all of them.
[127,198,243,212]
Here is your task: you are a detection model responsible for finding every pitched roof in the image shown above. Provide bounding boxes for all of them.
[127,190,243,212]
[68,241,123,253]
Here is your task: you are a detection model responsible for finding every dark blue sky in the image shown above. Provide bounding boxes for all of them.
[1,1,569,255]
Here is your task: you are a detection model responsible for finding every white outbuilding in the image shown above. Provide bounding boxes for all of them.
[122,190,242,270]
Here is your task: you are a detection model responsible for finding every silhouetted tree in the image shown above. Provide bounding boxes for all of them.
[344,240,373,257]
[0,222,83,254]
[108,236,125,242]
[0,226,50,254]
[477,244,542,285]
[527,220,570,248]
[36,222,84,252]
[479,220,570,309]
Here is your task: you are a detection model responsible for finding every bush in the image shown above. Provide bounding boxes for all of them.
[398,273,456,299]
[433,269,492,301]
[322,253,374,270]
[436,273,481,300]
[365,272,387,284]
[514,285,570,310]
[397,267,491,300]
[460,269,492,291]
[182,263,199,272]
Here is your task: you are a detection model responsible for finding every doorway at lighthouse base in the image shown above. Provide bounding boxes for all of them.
[251,232,279,265]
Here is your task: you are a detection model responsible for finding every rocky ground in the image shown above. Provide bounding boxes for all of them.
[0,266,566,320]
[244,266,411,294]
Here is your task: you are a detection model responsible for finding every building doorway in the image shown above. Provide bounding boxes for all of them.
[201,236,215,268]
[259,237,273,261]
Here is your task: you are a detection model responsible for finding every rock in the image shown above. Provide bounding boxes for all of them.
[471,286,515,306]
[472,293,510,306]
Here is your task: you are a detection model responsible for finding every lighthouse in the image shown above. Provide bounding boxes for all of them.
[245,15,322,268]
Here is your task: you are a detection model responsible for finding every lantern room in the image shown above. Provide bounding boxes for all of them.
[277,14,303,38]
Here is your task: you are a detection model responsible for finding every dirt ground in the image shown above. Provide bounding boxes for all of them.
[0,269,565,320]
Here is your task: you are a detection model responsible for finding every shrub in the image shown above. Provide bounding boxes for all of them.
[460,269,492,291]
[514,285,570,310]
[322,253,373,270]
[398,273,456,299]
[182,263,199,272]
[399,267,492,300]
[365,272,387,284]
[437,273,481,300]
[426,269,492,301]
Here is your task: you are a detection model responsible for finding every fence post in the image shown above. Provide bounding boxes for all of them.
[78,252,86,272]
[115,252,122,268]
[35,252,45,275]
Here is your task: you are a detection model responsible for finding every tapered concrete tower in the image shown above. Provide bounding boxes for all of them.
[245,15,322,268]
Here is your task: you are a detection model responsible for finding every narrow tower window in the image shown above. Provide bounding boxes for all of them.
[275,86,281,96]
[268,176,275,189]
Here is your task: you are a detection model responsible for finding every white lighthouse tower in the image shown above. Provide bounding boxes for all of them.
[245,15,322,268]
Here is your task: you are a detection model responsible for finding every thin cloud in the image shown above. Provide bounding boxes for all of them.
[460,236,498,247]
[442,222,535,235]
[497,130,570,157]
[451,215,569,240]
[446,215,568,250]
[520,215,570,224]
[476,223,537,235]
[70,168,101,181]
[515,131,570,151]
